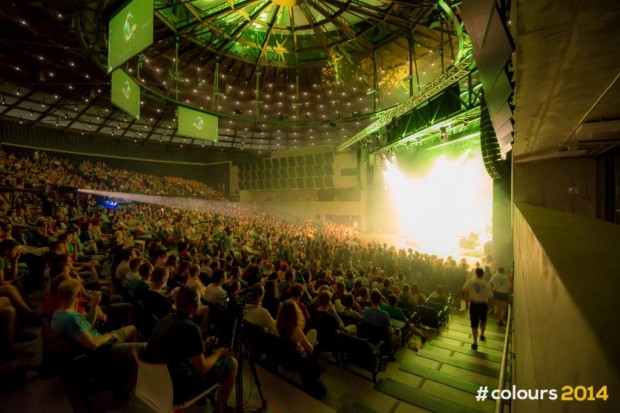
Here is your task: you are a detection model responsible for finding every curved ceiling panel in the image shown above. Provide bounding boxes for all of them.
[0,0,468,152]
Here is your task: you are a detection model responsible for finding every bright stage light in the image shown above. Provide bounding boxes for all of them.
[382,149,492,257]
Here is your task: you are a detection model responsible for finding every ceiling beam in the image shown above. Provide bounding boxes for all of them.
[144,117,166,142]
[0,90,37,116]
[216,1,272,55]
[307,0,374,51]
[337,52,473,151]
[177,0,261,33]
[338,0,418,28]
[256,5,280,64]
[182,3,235,44]
[92,109,120,134]
[29,97,67,128]
[289,7,298,68]
[63,97,98,131]
[299,4,333,59]
[119,117,138,138]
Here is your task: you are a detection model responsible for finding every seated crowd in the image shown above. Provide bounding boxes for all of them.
[0,148,225,210]
[0,146,504,408]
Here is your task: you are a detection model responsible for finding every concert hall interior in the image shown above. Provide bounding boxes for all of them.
[0,1,619,413]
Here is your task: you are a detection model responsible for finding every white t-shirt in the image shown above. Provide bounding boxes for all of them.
[463,277,492,303]
[489,273,512,293]
[123,271,140,288]
[204,283,227,307]
[244,305,276,333]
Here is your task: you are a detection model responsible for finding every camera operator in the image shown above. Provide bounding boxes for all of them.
[146,286,237,413]
[204,269,228,308]
[243,285,276,333]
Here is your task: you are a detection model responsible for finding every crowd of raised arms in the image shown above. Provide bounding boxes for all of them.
[0,147,502,411]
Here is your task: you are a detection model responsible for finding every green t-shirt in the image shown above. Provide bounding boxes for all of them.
[0,257,10,272]
[0,257,12,282]
[130,278,150,298]
[380,303,408,322]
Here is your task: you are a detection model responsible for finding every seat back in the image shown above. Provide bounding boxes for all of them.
[241,321,268,359]
[425,299,447,311]
[41,321,76,377]
[418,305,441,329]
[41,320,112,377]
[399,301,417,317]
[340,332,386,382]
[306,319,339,354]
[338,313,362,328]
[135,299,160,340]
[133,348,174,413]
[341,332,375,367]
[359,321,393,356]
[359,322,389,345]
[265,333,303,372]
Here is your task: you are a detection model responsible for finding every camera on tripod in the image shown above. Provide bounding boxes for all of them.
[218,288,267,413]
[224,288,251,321]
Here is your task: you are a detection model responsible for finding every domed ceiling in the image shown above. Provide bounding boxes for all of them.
[0,0,468,152]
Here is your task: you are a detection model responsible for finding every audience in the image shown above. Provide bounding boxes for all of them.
[0,146,507,406]
[276,300,316,356]
[381,294,428,350]
[287,283,310,320]
[490,267,512,326]
[130,262,152,298]
[313,290,357,336]
[363,289,393,336]
[51,278,139,351]
[186,264,206,301]
[261,280,281,320]
[141,267,172,319]
[338,293,363,322]
[145,287,237,413]
[243,285,276,333]
[203,269,228,308]
[0,239,40,322]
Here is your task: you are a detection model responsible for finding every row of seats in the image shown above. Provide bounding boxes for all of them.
[41,321,115,411]
[417,295,452,330]
[243,320,388,386]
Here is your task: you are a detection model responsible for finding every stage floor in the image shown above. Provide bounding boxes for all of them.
[358,232,486,264]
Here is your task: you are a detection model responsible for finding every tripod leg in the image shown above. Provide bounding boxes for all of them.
[247,354,267,410]
[235,361,244,413]
[233,318,244,413]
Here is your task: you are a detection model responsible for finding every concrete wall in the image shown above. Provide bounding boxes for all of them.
[239,189,320,203]
[514,158,597,218]
[513,204,620,412]
[332,152,359,188]
[493,172,513,267]
[237,149,361,224]
[230,165,239,199]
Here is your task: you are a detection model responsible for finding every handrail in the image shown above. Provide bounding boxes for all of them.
[494,303,512,413]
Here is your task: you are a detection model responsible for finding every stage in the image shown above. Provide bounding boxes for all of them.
[357,231,487,264]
